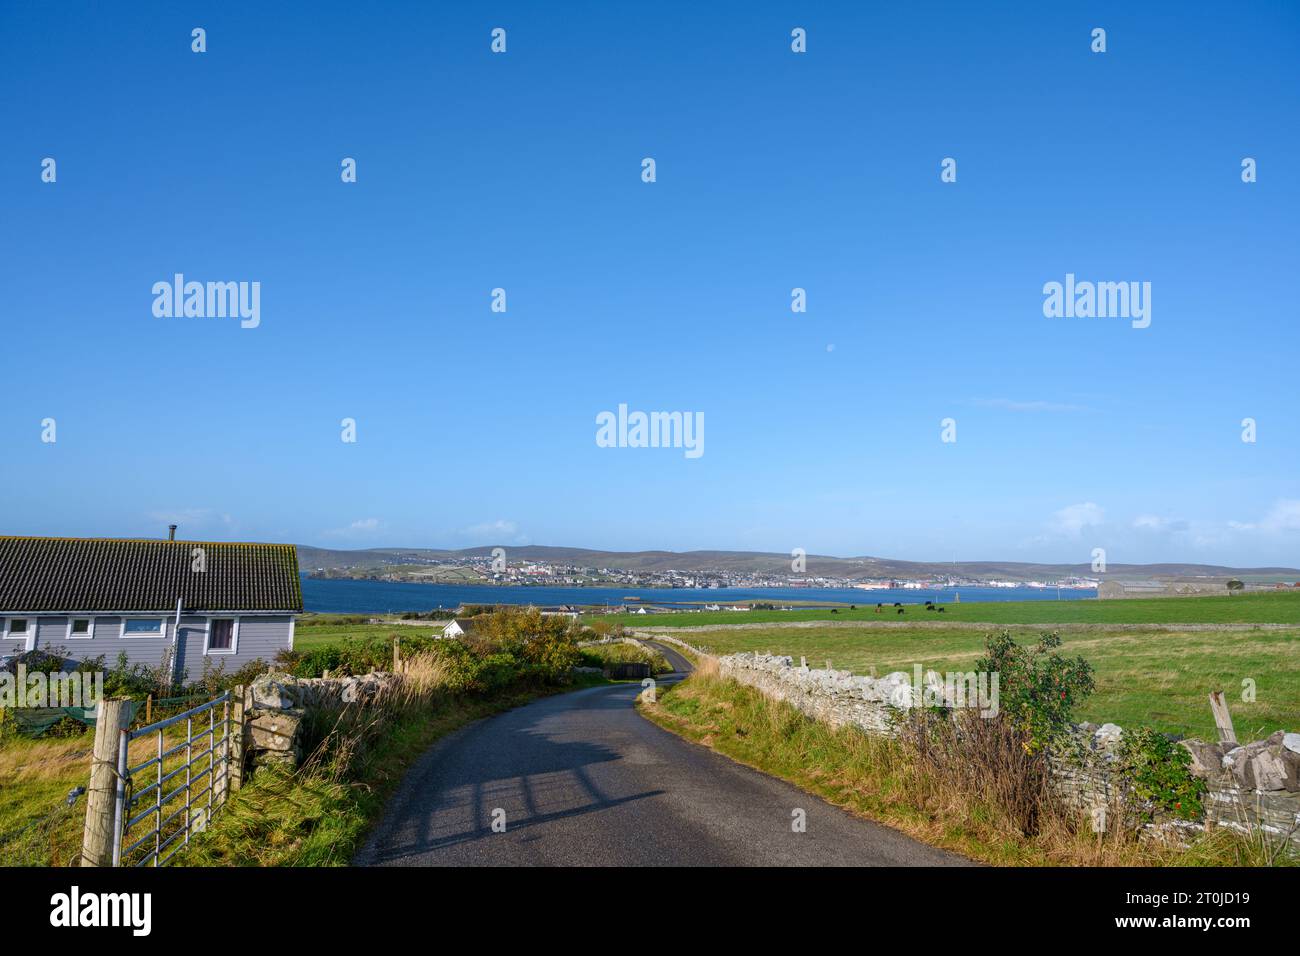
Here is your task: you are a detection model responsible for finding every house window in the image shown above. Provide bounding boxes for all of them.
[67,617,94,640]
[121,618,163,638]
[4,618,30,640]
[206,618,237,655]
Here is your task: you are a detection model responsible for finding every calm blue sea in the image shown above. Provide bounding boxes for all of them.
[300,575,1096,614]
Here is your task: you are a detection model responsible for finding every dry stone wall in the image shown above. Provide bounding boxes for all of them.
[716,651,1300,850]
[242,671,400,769]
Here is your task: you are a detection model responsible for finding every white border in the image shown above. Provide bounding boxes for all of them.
[120,617,165,639]
[203,616,240,656]
[66,615,96,640]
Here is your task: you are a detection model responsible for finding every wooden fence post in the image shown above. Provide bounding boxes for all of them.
[145,694,152,724]
[393,636,401,674]
[1209,690,1238,746]
[229,684,247,792]
[80,697,132,867]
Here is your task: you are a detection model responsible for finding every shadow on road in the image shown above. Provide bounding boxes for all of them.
[359,689,664,864]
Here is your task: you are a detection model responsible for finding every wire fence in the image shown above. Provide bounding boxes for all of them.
[115,691,232,867]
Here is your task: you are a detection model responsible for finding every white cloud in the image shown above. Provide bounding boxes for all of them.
[1229,499,1300,534]
[322,517,384,539]
[1133,515,1189,533]
[1051,502,1104,536]
[458,519,528,545]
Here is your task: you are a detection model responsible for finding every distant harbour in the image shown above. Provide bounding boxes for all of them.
[300,575,1097,614]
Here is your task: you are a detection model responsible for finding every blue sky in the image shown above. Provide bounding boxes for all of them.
[2,1,1298,566]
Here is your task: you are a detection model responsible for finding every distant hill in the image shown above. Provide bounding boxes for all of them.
[294,544,1300,582]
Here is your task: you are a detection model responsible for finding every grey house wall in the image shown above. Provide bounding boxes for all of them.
[2,613,294,682]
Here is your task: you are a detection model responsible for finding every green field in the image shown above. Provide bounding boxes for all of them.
[292,618,447,652]
[640,589,1300,627]
[649,620,1300,744]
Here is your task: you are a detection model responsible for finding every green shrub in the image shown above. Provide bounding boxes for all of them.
[44,715,89,739]
[974,630,1094,753]
[193,657,271,696]
[275,609,584,692]
[1116,727,1206,822]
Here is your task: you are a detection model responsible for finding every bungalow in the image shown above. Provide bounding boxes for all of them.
[0,535,302,682]
[442,617,480,639]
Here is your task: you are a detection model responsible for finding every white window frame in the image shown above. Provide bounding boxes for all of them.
[120,617,165,639]
[203,616,240,656]
[66,616,96,640]
[3,617,36,651]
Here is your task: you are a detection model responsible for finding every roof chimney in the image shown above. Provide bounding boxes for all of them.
[168,524,177,541]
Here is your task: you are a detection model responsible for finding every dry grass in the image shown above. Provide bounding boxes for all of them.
[298,651,454,782]
[693,654,719,679]
[0,736,92,783]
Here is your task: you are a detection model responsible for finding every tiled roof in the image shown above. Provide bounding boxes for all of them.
[0,537,303,612]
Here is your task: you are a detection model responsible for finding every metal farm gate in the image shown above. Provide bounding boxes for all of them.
[112,691,232,866]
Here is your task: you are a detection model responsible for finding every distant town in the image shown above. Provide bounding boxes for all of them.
[307,551,1102,592]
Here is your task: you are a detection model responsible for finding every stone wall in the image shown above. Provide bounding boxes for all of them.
[241,671,400,768]
[577,636,644,649]
[717,652,910,734]
[715,651,1300,850]
[632,632,703,659]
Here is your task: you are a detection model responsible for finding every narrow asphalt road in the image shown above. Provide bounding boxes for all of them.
[356,643,971,866]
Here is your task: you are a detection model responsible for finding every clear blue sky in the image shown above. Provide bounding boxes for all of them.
[2,1,1298,567]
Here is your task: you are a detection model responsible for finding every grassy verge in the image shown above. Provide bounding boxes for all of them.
[638,671,1295,868]
[578,642,673,675]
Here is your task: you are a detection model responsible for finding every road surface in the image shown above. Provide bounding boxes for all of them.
[356,641,972,866]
